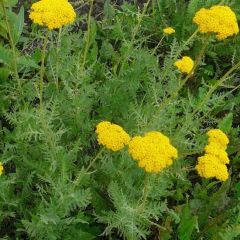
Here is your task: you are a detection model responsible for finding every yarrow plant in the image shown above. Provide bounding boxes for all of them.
[1,1,240,239]
[29,0,76,30]
[29,0,76,109]
[95,121,131,151]
[193,5,239,41]
[196,129,230,181]
[128,131,178,173]
[174,56,194,74]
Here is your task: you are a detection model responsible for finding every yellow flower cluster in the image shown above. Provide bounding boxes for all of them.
[193,5,239,41]
[0,162,4,176]
[196,129,230,181]
[163,27,175,35]
[128,131,178,173]
[96,121,130,152]
[29,0,76,30]
[174,56,194,74]
[95,122,178,173]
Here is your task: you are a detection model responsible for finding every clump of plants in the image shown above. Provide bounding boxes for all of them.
[0,0,240,239]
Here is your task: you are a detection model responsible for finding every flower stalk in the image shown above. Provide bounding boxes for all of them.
[0,0,20,86]
[55,27,62,91]
[80,0,94,72]
[39,31,50,110]
[174,60,240,139]
[73,148,104,186]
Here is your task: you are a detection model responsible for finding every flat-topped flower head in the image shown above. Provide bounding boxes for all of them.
[29,0,76,30]
[163,27,175,35]
[128,131,178,173]
[96,121,130,152]
[174,56,194,74]
[193,5,239,40]
[0,162,3,176]
[207,129,229,149]
[196,154,229,181]
[196,129,230,181]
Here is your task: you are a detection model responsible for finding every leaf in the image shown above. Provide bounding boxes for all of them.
[104,0,115,19]
[5,7,24,45]
[88,40,98,64]
[100,40,115,61]
[0,68,10,84]
[0,20,8,39]
[7,6,24,45]
[32,48,42,63]
[177,204,198,240]
[110,17,124,40]
[17,56,40,69]
[13,6,25,44]
[208,180,231,211]
[0,67,10,82]
[218,113,233,134]
[0,46,13,65]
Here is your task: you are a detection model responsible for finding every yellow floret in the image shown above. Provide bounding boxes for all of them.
[0,162,3,176]
[96,121,130,152]
[207,129,229,149]
[128,131,178,173]
[193,5,239,40]
[163,27,175,35]
[174,56,194,74]
[29,0,76,30]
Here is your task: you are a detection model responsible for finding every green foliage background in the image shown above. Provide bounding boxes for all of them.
[0,0,240,239]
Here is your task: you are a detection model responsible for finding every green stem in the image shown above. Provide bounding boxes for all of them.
[196,214,224,240]
[81,0,94,72]
[151,0,156,17]
[150,34,208,123]
[152,35,165,55]
[73,148,104,186]
[39,31,50,110]
[177,36,210,90]
[175,61,240,137]
[160,29,198,82]
[61,157,66,182]
[0,0,20,86]
[192,61,240,115]
[113,0,151,74]
[39,111,59,178]
[55,27,62,91]
[131,0,151,41]
[85,148,104,173]
[138,174,154,210]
